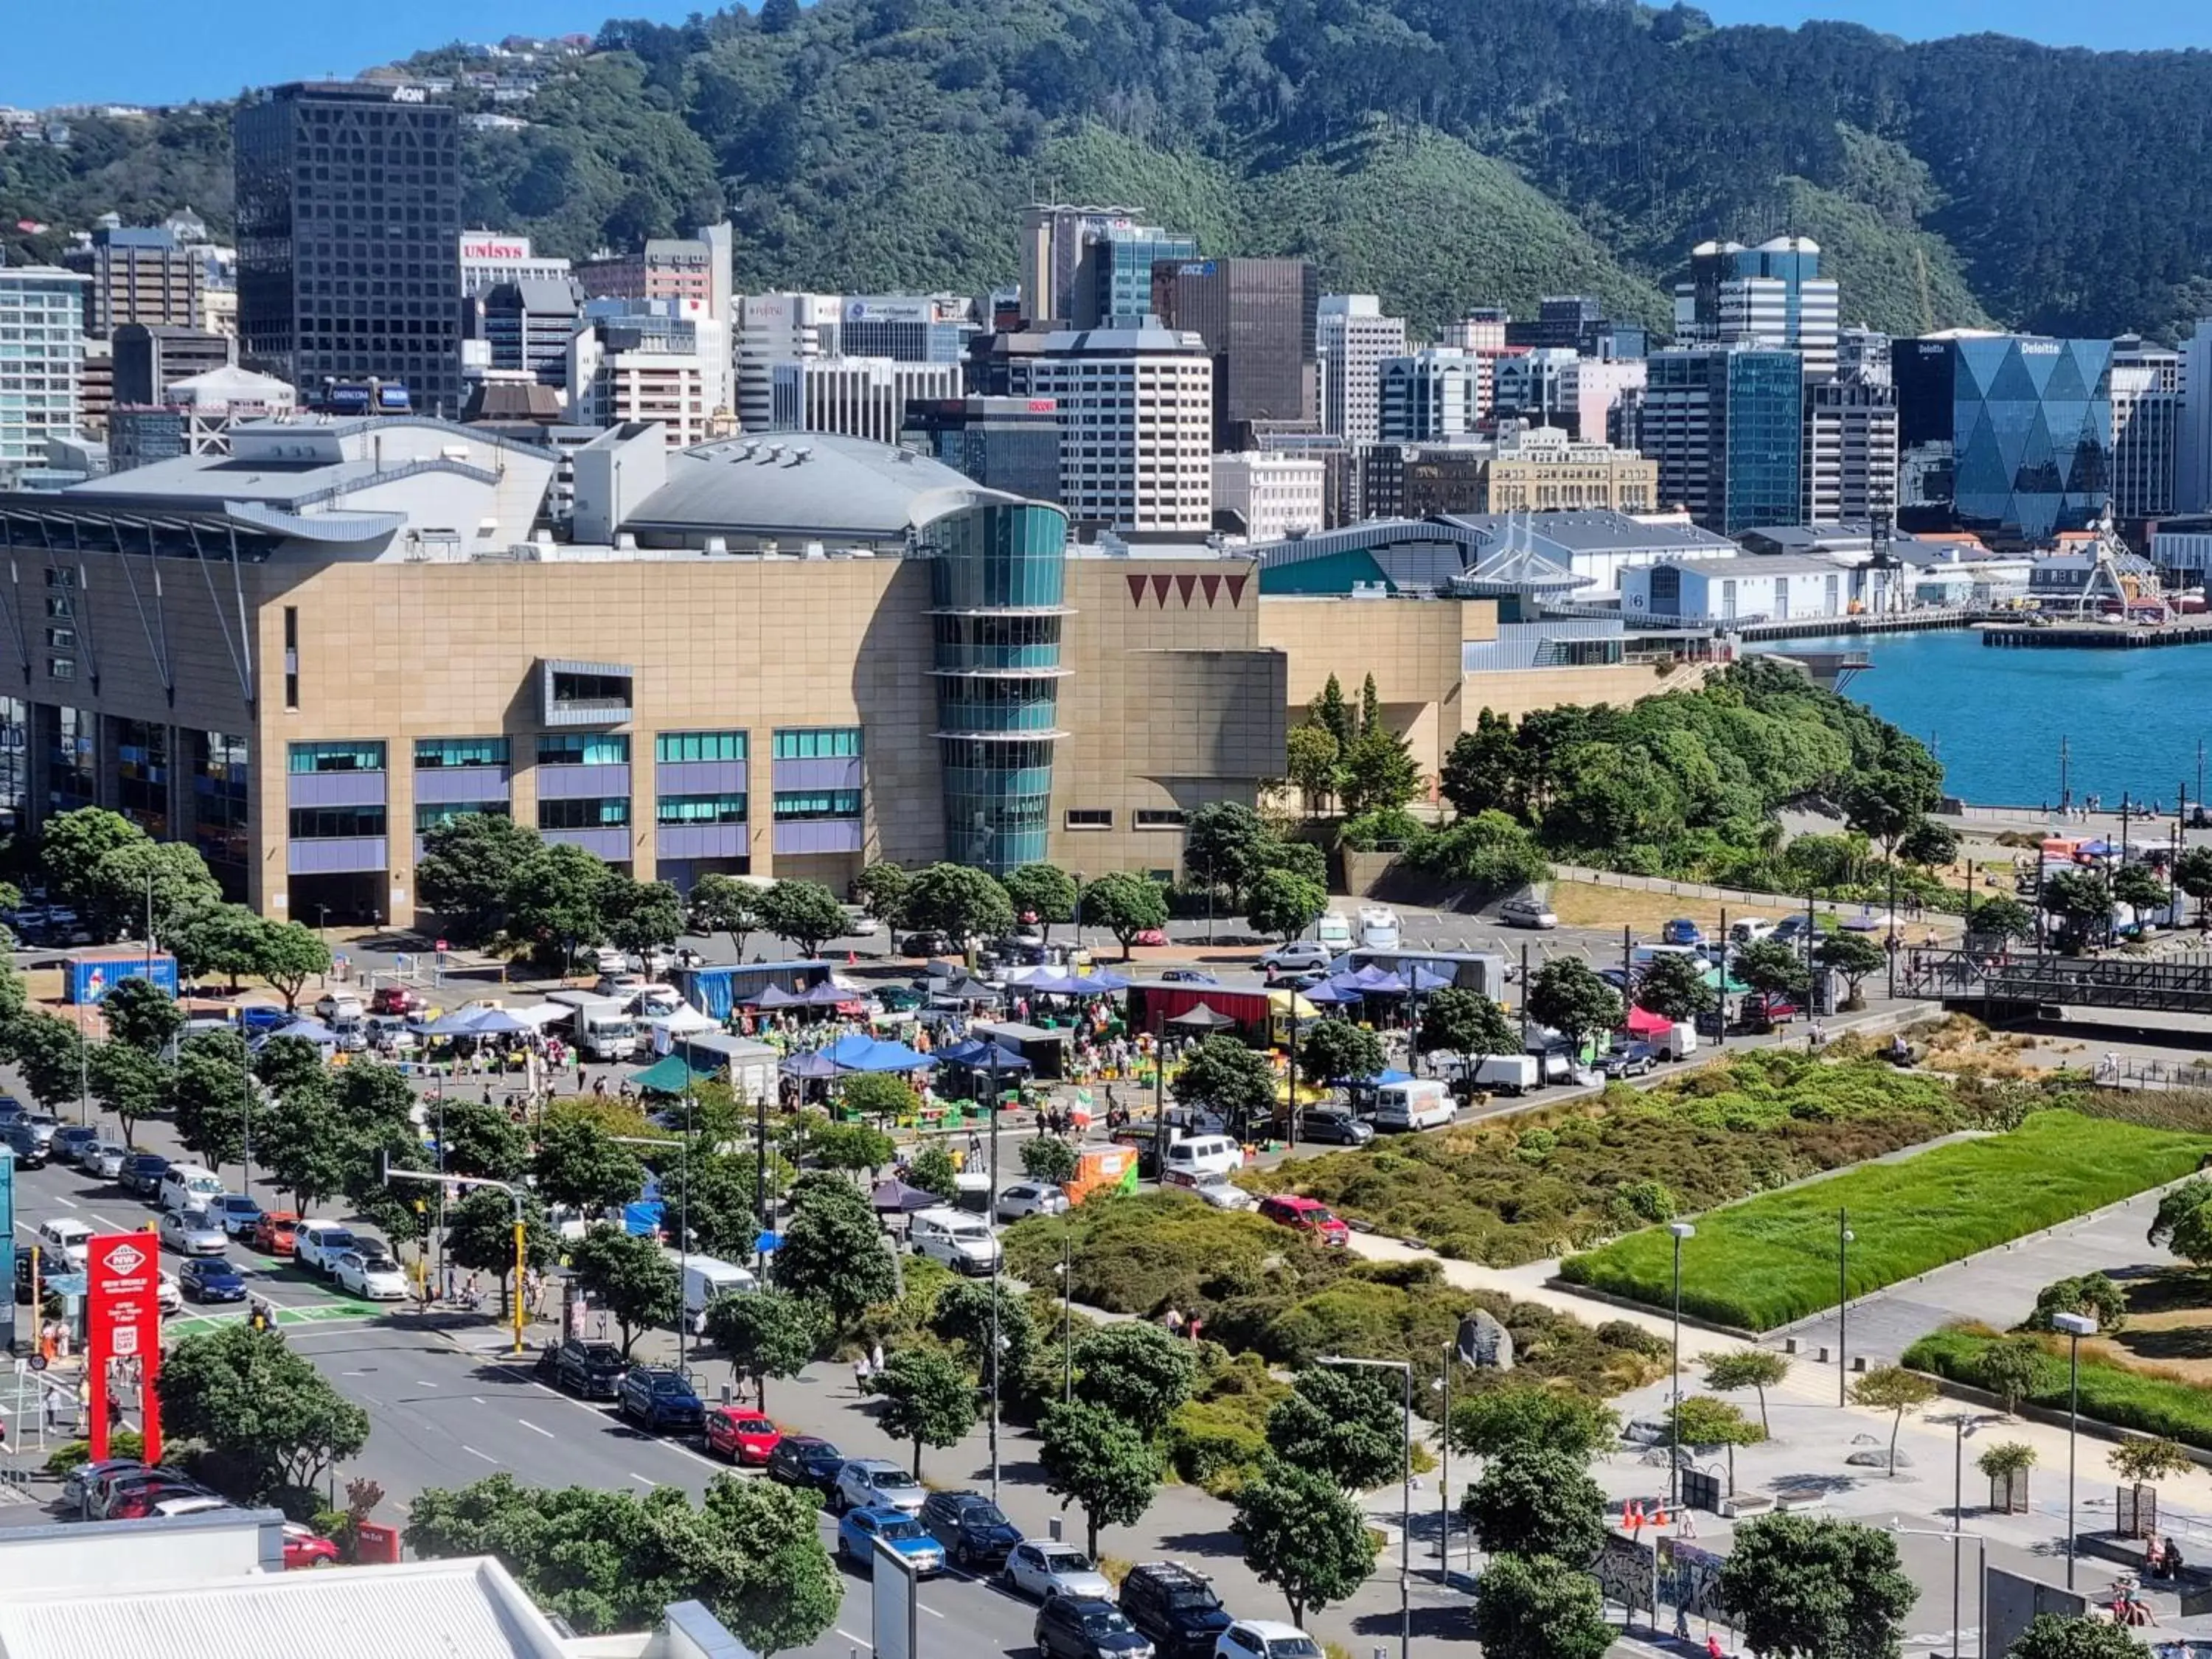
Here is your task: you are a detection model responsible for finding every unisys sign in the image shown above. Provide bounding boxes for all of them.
[87,1232,163,1463]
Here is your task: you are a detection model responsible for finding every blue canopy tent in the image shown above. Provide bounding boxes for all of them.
[1071,968,1133,992]
[413,1008,485,1037]
[1405,965,1455,992]
[826,1034,934,1073]
[1018,971,1087,995]
[801,980,858,1007]
[747,984,804,1009]
[265,1018,339,1046]
[466,1007,535,1035]
[1302,981,1360,1006]
[779,1050,842,1079]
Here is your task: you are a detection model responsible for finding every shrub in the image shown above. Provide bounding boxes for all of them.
[1907,1325,2212,1448]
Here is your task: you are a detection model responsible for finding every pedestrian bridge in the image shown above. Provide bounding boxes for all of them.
[1901,947,2212,1016]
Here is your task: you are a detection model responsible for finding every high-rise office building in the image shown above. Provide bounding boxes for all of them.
[1503,296,1641,358]
[1030,325,1213,532]
[2180,318,2212,515]
[567,300,731,449]
[1676,237,1840,378]
[0,266,89,481]
[735,291,841,434]
[467,279,585,389]
[1840,327,1893,386]
[2110,335,2179,521]
[1211,451,1326,541]
[1801,375,1899,526]
[1072,224,1199,328]
[1379,350,1481,442]
[68,225,206,338]
[234,82,464,412]
[838,296,977,364]
[1635,346,1804,533]
[112,324,234,406]
[769,357,961,446]
[901,396,1064,503]
[1491,347,1579,426]
[1441,310,1510,352]
[1315,294,1406,450]
[1150,257,1318,447]
[574,225,734,323]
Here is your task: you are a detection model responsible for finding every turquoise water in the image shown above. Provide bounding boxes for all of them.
[1781,629,2212,809]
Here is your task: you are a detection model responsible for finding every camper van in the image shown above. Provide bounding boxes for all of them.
[909,1208,1002,1276]
[1315,913,1354,953]
[1357,906,1402,950]
[1373,1077,1455,1131]
[676,1254,759,1318]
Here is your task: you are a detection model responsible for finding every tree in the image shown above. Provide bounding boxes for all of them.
[2025,1273,2128,1336]
[1672,1394,1765,1492]
[1525,960,1623,1059]
[932,1279,1037,1399]
[851,861,913,931]
[1736,936,1812,999]
[1718,1514,1915,1659]
[1082,872,1168,959]
[908,1144,960,1204]
[156,1322,369,1501]
[754,879,846,957]
[839,1071,919,1125]
[804,1119,896,1177]
[2173,847,2212,928]
[251,919,333,1011]
[1300,1019,1384,1085]
[1312,673,1355,757]
[1184,803,1270,902]
[1020,1133,1079,1186]
[604,877,683,956]
[1265,1364,1404,1492]
[1338,723,1422,818]
[254,1032,329,1100]
[1815,931,1888,1004]
[8,1012,86,1113]
[436,1099,532,1181]
[1978,1334,2055,1416]
[1004,863,1077,937]
[2113,862,2169,922]
[1285,723,1342,815]
[2147,1177,2212,1253]
[254,1079,355,1214]
[1850,1365,1936,1477]
[2109,1436,2195,1486]
[706,1289,824,1411]
[2006,1615,2153,1659]
[507,843,613,965]
[1441,709,1521,819]
[445,1188,558,1294]
[872,1348,977,1476]
[88,1040,170,1147]
[1473,1552,1613,1659]
[774,1172,897,1327]
[1635,951,1718,1022]
[173,1031,254,1178]
[1969,894,2037,942]
[1172,1034,1278,1141]
[1233,1461,1378,1627]
[689,872,762,958]
[1073,1322,1200,1425]
[1702,1349,1790,1434]
[901,862,1015,943]
[102,975,182,1054]
[1463,1447,1607,1561]
[568,1224,681,1358]
[1245,868,1327,943]
[1449,1385,1620,1464]
[1418,986,1520,1064]
[533,1112,647,1215]
[1037,1399,1163,1557]
[658,1150,768,1259]
[39,807,146,917]
[1842,771,1938,860]
[417,813,540,942]
[2042,869,2114,950]
[1899,819,1961,871]
[91,838,223,947]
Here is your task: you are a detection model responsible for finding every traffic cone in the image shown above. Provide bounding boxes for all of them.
[1654,1502,1670,1528]
[1625,1499,1644,1531]
[847,950,857,966]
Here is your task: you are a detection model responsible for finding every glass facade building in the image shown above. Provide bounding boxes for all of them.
[1893,335,2112,539]
[1636,347,1802,534]
[1723,349,1806,532]
[923,501,1072,874]
[1075,227,1199,327]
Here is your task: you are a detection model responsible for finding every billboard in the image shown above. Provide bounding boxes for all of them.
[87,1231,163,1463]
[872,1535,918,1659]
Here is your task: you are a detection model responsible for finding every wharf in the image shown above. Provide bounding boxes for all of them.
[1981,618,2212,649]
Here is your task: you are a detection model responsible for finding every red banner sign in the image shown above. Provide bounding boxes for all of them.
[87,1232,162,1464]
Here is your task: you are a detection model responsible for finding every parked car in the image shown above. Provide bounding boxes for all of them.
[78,1140,129,1179]
[1259,940,1332,973]
[1132,928,1168,947]
[312,992,365,1023]
[156,1270,184,1315]
[108,1479,218,1521]
[1601,1041,1657,1079]
[159,1164,226,1214]
[252,1211,302,1255]
[765,1435,846,1492]
[282,1522,342,1569]
[838,1506,945,1577]
[88,1467,203,1520]
[370,986,426,1017]
[1037,1596,1155,1659]
[705,1408,782,1465]
[119,1153,170,1198]
[1,1119,54,1166]
[919,1489,1022,1571]
[996,1181,1070,1222]
[1770,915,1816,945]
[832,1458,927,1516]
[1214,1622,1324,1659]
[1256,1194,1349,1248]
[1005,1540,1116,1602]
[1741,992,1802,1027]
[616,1366,705,1434]
[534,1338,627,1400]
[1157,969,1216,985]
[900,931,958,958]
[293,1220,359,1276]
[178,1258,248,1303]
[159,1209,229,1256]
[1188,1173,1256,1212]
[210,1194,264,1239]
[1498,896,1559,930]
[1294,1107,1371,1147]
[1120,1562,1233,1659]
[63,1457,143,1513]
[333,1249,408,1300]
[1660,919,1705,947]
[1729,917,1776,945]
[35,1217,94,1269]
[49,1124,101,1164]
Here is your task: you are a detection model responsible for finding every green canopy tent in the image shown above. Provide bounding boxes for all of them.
[630,1053,720,1095]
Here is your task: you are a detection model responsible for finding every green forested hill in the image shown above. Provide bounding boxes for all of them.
[7,0,2212,340]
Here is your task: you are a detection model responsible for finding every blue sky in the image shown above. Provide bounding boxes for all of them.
[3,1,2204,107]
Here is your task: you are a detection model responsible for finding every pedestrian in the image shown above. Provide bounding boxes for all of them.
[854,1353,872,1392]
[1708,1635,1726,1659]
[871,1340,885,1374]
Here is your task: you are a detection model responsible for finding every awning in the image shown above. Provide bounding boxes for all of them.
[872,1178,940,1214]
[631,1053,720,1094]
[748,984,804,1008]
[1267,987,1323,1020]
[466,1008,535,1035]
[779,1051,841,1079]
[1072,968,1132,992]
[1626,1006,1673,1037]
[1166,1004,1240,1032]
[265,1018,338,1046]
[827,1033,935,1073]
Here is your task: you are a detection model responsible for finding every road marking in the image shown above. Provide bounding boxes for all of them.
[90,1216,122,1231]
[835,1630,867,1648]
[50,1194,76,1210]
[471,1397,487,1405]
[414,1380,438,1389]
[462,1446,498,1464]
[341,1370,370,1377]
[518,1419,555,1439]
[918,1603,944,1619]
[627,1472,660,1486]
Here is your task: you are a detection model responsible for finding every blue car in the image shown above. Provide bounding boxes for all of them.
[838,1506,945,1577]
[617,1366,704,1433]
[240,1006,291,1036]
[178,1259,248,1303]
[1660,919,1705,947]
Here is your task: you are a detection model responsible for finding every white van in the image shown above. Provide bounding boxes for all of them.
[1357,905,1402,950]
[675,1253,759,1319]
[1472,1054,1541,1095]
[159,1163,226,1214]
[295,1220,359,1276]
[1374,1077,1455,1130]
[1315,913,1355,953]
[909,1208,1001,1277]
[1163,1135,1244,1183]
[1651,1022,1700,1062]
[1498,896,1559,930]
[1728,917,1775,945]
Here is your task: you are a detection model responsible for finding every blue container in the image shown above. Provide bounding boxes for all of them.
[63,952,179,1004]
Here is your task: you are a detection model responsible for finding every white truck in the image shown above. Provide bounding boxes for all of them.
[675,1253,760,1319]
[546,990,638,1061]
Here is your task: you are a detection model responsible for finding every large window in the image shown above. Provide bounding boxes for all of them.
[538,797,630,830]
[537,734,629,766]
[772,790,861,821]
[417,802,510,832]
[415,737,509,769]
[656,793,748,825]
[289,805,387,839]
[655,730,747,763]
[288,740,386,773]
[771,728,861,760]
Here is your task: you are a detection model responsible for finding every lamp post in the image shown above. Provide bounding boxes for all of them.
[1321,1355,1411,1659]
[1837,1208,1854,1406]
[1061,1222,1075,1403]
[1893,1521,1989,1659]
[1435,1340,1455,1583]
[613,1130,689,1371]
[1668,1220,1695,1509]
[382,1164,532,1354]
[2052,1310,2098,1587]
[987,1051,1002,1503]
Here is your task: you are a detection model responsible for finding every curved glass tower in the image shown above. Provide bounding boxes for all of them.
[923,501,1071,874]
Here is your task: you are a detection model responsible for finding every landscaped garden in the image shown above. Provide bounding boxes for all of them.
[1564,1109,2212,1330]
[1905,1324,2212,1447]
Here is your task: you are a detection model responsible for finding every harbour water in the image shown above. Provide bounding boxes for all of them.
[1775,628,2212,810]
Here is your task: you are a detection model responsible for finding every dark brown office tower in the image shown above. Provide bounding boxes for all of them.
[68,227,206,338]
[1150,257,1318,448]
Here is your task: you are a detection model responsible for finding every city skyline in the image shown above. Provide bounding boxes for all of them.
[2,0,2204,107]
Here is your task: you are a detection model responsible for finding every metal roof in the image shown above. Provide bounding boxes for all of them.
[1444,510,1739,557]
[623,432,1024,541]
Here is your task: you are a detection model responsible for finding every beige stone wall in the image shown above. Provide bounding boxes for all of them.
[1459,658,1719,726]
[1256,594,1487,782]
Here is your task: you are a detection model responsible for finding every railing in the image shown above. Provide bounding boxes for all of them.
[1901,946,2212,1015]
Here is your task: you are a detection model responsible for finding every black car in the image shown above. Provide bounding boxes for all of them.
[1035,1596,1153,1659]
[1119,1562,1232,1659]
[1158,970,1217,986]
[1603,1042,1657,1079]
[616,1366,704,1433]
[2,1120,52,1167]
[766,1434,846,1492]
[1294,1107,1372,1147]
[535,1337,627,1400]
[178,1259,248,1303]
[119,1153,170,1197]
[919,1489,1022,1571]
[901,932,957,957]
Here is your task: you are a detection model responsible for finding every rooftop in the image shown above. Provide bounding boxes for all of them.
[622,431,1023,543]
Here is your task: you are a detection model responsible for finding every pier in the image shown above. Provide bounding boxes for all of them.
[1981,618,2212,650]
[1734,607,1989,642]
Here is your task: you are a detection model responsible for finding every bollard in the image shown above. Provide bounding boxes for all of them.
[1852,1355,1868,1372]
[1784,1338,1798,1355]
[1817,1346,1832,1363]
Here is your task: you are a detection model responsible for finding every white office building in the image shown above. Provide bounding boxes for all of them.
[1801,375,1900,526]
[1214,450,1325,541]
[1676,236,1840,379]
[1032,324,1214,532]
[0,265,89,481]
[457,231,573,296]
[2112,335,2180,520]
[1623,552,1862,625]
[567,302,731,450]
[1316,293,1406,450]
[1379,349,1481,442]
[769,355,961,445]
[735,291,841,434]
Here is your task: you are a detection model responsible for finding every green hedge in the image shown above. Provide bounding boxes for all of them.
[1561,1110,2212,1330]
[1905,1326,2212,1447]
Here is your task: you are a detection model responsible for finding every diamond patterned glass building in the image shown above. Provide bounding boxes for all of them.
[1894,335,2112,539]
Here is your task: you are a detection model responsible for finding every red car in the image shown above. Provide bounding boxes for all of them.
[370,987,425,1017]
[705,1408,783,1465]
[106,1481,215,1520]
[1257,1194,1349,1248]
[283,1522,341,1568]
[1741,992,1802,1026]
[1132,927,1169,947]
[254,1211,301,1254]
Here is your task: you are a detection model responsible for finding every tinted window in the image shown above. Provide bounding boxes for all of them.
[879,1517,924,1541]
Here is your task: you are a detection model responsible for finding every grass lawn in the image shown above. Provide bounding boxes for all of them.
[1560,1110,2212,1330]
[1905,1324,2212,1447]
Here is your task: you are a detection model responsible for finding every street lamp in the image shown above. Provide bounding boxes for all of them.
[1321,1356,1411,1659]
[2052,1310,2098,1587]
[1893,1520,1989,1659]
[1837,1208,1856,1405]
[986,1051,1003,1503]
[614,1130,690,1373]
[1667,1221,1695,1509]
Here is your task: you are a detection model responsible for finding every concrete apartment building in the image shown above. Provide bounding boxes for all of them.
[1212,451,1326,540]
[1316,293,1405,450]
[1801,374,1900,526]
[0,265,89,482]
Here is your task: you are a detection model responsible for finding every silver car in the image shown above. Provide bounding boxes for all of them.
[159,1208,228,1256]
[831,1458,927,1516]
[79,1140,128,1178]
[995,1181,1070,1222]
[1190,1173,1256,1211]
[1004,1540,1115,1602]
